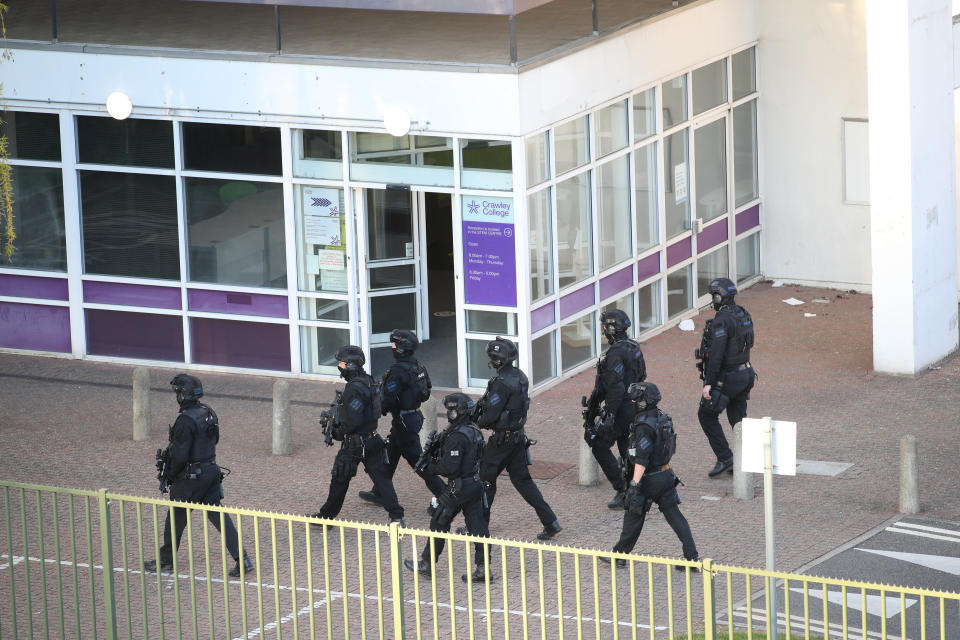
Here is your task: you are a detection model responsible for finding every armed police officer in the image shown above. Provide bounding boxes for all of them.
[358,329,444,515]
[310,345,406,525]
[404,393,492,583]
[583,309,647,509]
[695,278,755,477]
[145,374,254,578]
[601,382,699,569]
[473,337,562,541]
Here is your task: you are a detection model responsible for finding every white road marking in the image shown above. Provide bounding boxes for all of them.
[732,610,888,640]
[892,521,960,537]
[787,586,917,618]
[885,526,960,544]
[856,547,960,576]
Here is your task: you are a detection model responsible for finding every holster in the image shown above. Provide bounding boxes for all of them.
[399,410,423,433]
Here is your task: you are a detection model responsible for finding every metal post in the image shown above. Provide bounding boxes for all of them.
[388,521,406,639]
[419,397,438,449]
[702,558,716,640]
[97,489,118,640]
[274,5,282,54]
[51,0,58,43]
[899,434,920,514]
[592,0,599,35]
[132,367,151,441]
[508,15,517,65]
[272,379,292,455]
[762,417,778,640]
[578,440,599,486]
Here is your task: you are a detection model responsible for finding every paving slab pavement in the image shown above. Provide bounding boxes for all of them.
[0,282,958,575]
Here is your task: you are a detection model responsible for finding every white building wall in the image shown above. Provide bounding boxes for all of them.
[758,0,873,290]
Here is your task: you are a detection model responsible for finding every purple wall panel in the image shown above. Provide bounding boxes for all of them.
[558,284,595,320]
[191,317,290,371]
[0,274,68,301]
[735,204,761,235]
[530,302,555,333]
[637,253,660,282]
[697,220,728,253]
[83,281,181,309]
[0,302,71,352]
[188,289,288,318]
[85,309,184,361]
[666,237,692,268]
[598,265,633,301]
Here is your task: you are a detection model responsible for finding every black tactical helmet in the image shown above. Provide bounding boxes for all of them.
[627,381,661,410]
[708,277,737,310]
[443,392,475,423]
[486,336,518,370]
[600,309,631,343]
[171,373,203,406]
[389,329,419,357]
[334,345,366,375]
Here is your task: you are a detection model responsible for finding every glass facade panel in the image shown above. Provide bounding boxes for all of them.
[525,132,550,188]
[298,297,349,322]
[531,330,556,386]
[370,293,416,335]
[597,154,631,271]
[528,188,554,302]
[295,186,347,293]
[695,118,728,223]
[461,139,513,191]
[601,293,635,351]
[367,189,413,261]
[191,317,291,370]
[350,133,453,186]
[734,100,760,206]
[732,47,757,101]
[1,111,61,161]
[77,116,174,168]
[300,325,350,375]
[85,309,184,361]
[664,129,691,239]
[697,246,729,297]
[662,75,688,128]
[692,59,728,116]
[0,166,66,271]
[185,178,286,288]
[80,171,180,280]
[594,100,629,158]
[369,264,415,290]
[466,338,493,387]
[555,117,589,175]
[561,312,595,372]
[736,232,760,282]
[293,129,343,179]
[633,88,657,142]
[182,123,282,175]
[666,266,693,319]
[556,172,593,289]
[635,142,659,251]
[636,280,662,333]
[466,310,518,335]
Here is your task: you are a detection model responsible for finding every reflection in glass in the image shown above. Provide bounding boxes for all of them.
[732,47,757,101]
[697,246,729,297]
[662,75,688,128]
[594,100,629,158]
[664,129,691,239]
[0,111,61,161]
[461,139,513,190]
[597,155,631,271]
[692,59,728,116]
[633,88,657,141]
[556,172,593,289]
[467,338,493,387]
[734,101,760,206]
[532,331,557,386]
[294,129,343,179]
[295,186,347,293]
[695,119,728,223]
[369,264,416,290]
[350,133,453,186]
[666,266,693,318]
[561,312,596,372]
[300,325,350,375]
[737,232,760,282]
[555,117,589,175]
[367,189,413,261]
[466,310,518,335]
[371,293,416,335]
[601,293,634,352]
[185,178,286,288]
[298,298,350,322]
[636,281,662,333]
[182,123,282,176]
[77,117,174,168]
[528,188,554,302]
[525,132,550,187]
[635,142,659,251]
[0,166,66,271]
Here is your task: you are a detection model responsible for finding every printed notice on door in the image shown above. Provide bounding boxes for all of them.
[303,187,343,246]
[461,196,517,307]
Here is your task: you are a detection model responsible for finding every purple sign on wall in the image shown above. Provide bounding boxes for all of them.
[462,196,517,307]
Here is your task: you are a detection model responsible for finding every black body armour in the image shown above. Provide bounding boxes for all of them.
[451,422,484,478]
[600,339,646,385]
[630,411,676,468]
[718,305,754,367]
[387,360,429,411]
[180,404,219,463]
[497,368,530,431]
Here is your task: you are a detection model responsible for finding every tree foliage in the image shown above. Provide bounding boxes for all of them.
[0,1,13,262]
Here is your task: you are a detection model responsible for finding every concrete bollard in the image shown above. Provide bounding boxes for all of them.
[732,421,755,500]
[419,397,439,449]
[132,367,151,441]
[272,379,292,455]
[899,434,920,514]
[579,440,600,486]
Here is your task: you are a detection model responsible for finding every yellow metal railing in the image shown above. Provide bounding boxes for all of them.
[1,479,958,639]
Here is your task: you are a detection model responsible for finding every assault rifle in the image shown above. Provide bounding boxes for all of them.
[581,388,602,443]
[694,318,713,380]
[414,431,443,478]
[155,447,171,494]
[318,391,342,447]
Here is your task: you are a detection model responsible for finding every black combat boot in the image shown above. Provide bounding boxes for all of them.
[607,491,626,509]
[143,558,174,573]
[708,458,733,477]
[461,566,494,583]
[229,554,255,578]
[404,558,432,578]
[358,488,382,504]
[536,520,563,540]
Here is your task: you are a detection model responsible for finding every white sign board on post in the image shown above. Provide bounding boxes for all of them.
[741,418,797,475]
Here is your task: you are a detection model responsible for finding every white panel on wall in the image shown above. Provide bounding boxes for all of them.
[842,118,870,204]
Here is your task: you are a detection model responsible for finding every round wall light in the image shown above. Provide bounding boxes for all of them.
[106,91,133,120]
[383,107,411,137]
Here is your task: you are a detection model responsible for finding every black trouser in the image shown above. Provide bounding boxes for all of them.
[159,464,241,564]
[697,366,755,462]
[420,478,490,568]
[479,431,557,527]
[590,424,631,493]
[380,412,444,498]
[615,470,698,561]
[319,434,404,520]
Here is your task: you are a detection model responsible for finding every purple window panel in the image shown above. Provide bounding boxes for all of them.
[735,204,761,235]
[191,317,290,371]
[697,220,728,253]
[85,309,184,362]
[637,253,660,282]
[598,265,633,301]
[666,237,692,268]
[188,289,288,318]
[530,303,555,333]
[83,281,181,309]
[0,274,68,301]
[0,302,71,352]
[558,284,595,320]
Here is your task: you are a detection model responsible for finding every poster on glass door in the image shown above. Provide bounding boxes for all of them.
[461,196,517,307]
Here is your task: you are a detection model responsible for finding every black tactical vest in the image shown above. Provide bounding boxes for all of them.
[498,367,530,430]
[632,410,676,468]
[452,422,484,477]
[180,404,219,463]
[718,305,754,366]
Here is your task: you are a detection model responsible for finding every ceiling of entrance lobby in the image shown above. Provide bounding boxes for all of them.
[7,0,690,67]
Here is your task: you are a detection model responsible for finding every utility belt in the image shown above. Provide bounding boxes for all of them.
[398,408,420,415]
[647,464,670,473]
[722,362,752,373]
[446,473,482,496]
[177,459,217,481]
[489,428,526,447]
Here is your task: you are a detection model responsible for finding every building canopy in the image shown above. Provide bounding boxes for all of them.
[184,0,556,16]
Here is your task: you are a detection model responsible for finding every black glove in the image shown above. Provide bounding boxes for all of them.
[583,426,598,445]
[596,411,616,438]
[626,483,646,515]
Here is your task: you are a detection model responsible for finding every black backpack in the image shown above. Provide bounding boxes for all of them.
[410,360,432,403]
[653,412,677,466]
